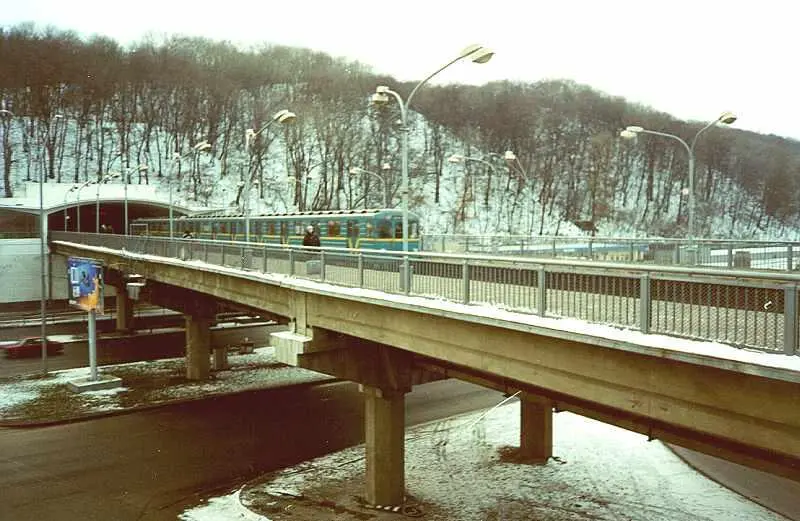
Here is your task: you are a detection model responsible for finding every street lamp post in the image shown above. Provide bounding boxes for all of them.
[244,109,296,242]
[621,111,737,248]
[501,150,535,233]
[169,153,180,239]
[75,180,93,232]
[448,154,500,230]
[38,113,63,374]
[123,164,149,235]
[349,165,390,208]
[169,141,211,238]
[96,172,120,232]
[63,185,78,231]
[371,44,494,252]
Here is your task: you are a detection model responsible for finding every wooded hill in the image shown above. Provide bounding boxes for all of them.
[2,24,799,238]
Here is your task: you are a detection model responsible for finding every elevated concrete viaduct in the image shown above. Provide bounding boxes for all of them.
[51,239,800,507]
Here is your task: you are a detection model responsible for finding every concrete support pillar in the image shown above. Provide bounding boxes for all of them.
[363,385,406,506]
[185,315,211,380]
[115,291,134,332]
[211,345,228,371]
[520,392,553,463]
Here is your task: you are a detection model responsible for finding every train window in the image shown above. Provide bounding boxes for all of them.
[410,222,419,238]
[394,221,403,239]
[220,222,227,233]
[327,220,341,237]
[294,223,304,235]
[377,222,391,238]
[267,222,276,235]
[347,221,360,239]
[201,222,211,233]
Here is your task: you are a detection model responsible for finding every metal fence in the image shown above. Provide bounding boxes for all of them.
[51,232,800,356]
[421,234,800,272]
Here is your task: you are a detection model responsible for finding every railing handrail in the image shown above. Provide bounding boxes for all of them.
[49,231,800,285]
[49,231,800,356]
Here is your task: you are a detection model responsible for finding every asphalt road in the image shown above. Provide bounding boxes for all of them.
[0,379,506,521]
[670,446,800,521]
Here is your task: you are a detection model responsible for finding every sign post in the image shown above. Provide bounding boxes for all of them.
[67,257,120,392]
[68,257,104,380]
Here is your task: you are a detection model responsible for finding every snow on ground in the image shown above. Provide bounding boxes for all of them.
[0,347,329,417]
[181,401,788,521]
[0,366,96,411]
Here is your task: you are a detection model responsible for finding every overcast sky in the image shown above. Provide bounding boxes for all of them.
[4,0,799,140]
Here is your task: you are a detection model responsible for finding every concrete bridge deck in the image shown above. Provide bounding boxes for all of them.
[50,238,800,505]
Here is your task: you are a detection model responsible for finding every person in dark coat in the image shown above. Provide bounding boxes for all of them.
[182,229,194,239]
[302,225,320,247]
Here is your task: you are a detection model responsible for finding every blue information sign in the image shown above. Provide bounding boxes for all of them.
[67,257,105,314]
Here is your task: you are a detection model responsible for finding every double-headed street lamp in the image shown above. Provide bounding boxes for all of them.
[96,171,120,232]
[244,109,296,241]
[349,165,390,208]
[75,179,94,232]
[371,44,494,252]
[63,184,78,231]
[620,111,737,247]
[123,164,149,235]
[169,141,211,238]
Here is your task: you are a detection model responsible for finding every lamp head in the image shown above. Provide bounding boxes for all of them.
[459,44,494,64]
[625,126,644,133]
[375,85,391,95]
[381,163,391,171]
[273,109,297,124]
[193,140,211,151]
[448,154,465,164]
[718,112,737,125]
[503,150,517,161]
[620,129,639,140]
[371,92,390,105]
[349,167,360,174]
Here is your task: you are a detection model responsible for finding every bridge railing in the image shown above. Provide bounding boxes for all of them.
[50,232,800,356]
[421,234,800,271]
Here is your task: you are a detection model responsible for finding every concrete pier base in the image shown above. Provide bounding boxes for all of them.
[115,291,134,333]
[520,392,553,463]
[363,385,406,506]
[211,345,228,371]
[186,315,211,380]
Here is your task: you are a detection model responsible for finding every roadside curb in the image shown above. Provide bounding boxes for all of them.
[0,378,338,429]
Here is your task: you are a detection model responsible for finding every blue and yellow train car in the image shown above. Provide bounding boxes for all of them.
[132,208,421,251]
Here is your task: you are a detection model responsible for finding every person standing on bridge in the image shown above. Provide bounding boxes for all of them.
[181,229,194,260]
[302,225,320,248]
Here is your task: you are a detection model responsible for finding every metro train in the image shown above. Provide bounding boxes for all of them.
[131,208,421,251]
